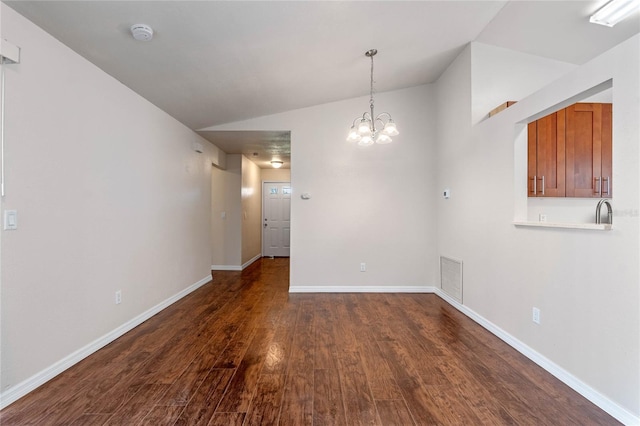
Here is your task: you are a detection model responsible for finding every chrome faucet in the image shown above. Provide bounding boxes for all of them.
[596,199,613,224]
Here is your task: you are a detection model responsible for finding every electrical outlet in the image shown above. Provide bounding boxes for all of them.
[115,290,122,305]
[360,262,366,272]
[532,307,541,324]
[539,214,547,222]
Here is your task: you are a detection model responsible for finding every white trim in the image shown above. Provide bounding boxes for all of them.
[211,264,242,271]
[211,253,262,272]
[0,274,212,410]
[289,285,436,293]
[242,253,262,270]
[432,288,640,426]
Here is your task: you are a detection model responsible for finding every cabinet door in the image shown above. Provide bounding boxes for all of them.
[565,103,612,197]
[528,109,565,197]
[601,103,612,197]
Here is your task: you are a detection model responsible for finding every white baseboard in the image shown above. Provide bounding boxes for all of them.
[242,253,262,270]
[211,253,262,272]
[211,265,242,271]
[433,288,640,426]
[0,274,212,410]
[289,285,436,293]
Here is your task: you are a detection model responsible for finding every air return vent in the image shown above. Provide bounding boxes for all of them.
[440,256,463,303]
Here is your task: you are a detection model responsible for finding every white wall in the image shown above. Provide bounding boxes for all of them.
[0,4,221,399]
[471,43,577,125]
[211,156,242,268]
[436,37,639,419]
[241,156,262,264]
[204,85,438,290]
[261,168,291,182]
[210,154,262,269]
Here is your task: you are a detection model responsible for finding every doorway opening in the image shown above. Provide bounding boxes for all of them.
[262,181,291,257]
[205,130,292,270]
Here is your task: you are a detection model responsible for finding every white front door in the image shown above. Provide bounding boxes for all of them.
[262,182,291,257]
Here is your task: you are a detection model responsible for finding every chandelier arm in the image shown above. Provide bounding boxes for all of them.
[375,112,393,121]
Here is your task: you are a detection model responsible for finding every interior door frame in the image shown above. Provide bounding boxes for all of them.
[261,180,291,257]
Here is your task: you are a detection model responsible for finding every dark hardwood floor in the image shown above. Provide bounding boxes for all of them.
[1,258,619,425]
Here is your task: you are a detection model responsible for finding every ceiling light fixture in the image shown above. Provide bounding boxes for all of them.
[347,49,399,146]
[131,24,154,41]
[271,160,283,169]
[589,0,640,27]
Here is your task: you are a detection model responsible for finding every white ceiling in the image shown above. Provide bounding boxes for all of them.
[5,0,639,168]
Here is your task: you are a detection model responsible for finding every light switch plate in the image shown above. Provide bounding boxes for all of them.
[532,307,541,324]
[4,210,17,230]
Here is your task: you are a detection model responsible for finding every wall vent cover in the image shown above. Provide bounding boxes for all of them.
[440,256,463,303]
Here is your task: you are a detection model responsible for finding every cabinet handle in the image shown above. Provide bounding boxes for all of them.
[604,176,610,195]
[541,175,545,195]
[532,175,537,195]
[599,176,603,196]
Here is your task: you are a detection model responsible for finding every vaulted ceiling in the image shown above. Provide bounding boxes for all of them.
[5,1,639,166]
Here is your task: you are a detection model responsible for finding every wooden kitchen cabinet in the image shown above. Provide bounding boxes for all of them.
[528,103,612,198]
[565,103,612,197]
[528,109,565,197]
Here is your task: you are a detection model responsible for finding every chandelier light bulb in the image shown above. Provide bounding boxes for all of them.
[347,126,361,142]
[357,119,372,136]
[358,135,374,146]
[375,133,392,144]
[382,120,399,136]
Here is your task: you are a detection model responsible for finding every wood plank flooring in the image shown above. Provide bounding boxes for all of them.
[0,258,619,425]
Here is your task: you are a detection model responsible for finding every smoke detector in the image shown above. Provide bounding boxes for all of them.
[130,24,153,41]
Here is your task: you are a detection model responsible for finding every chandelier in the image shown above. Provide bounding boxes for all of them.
[347,49,399,146]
